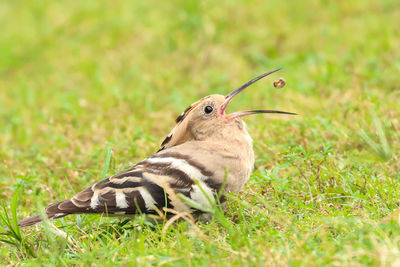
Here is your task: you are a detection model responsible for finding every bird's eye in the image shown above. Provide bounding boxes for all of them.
[204,106,213,114]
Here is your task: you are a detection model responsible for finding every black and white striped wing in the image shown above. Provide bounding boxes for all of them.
[42,151,220,220]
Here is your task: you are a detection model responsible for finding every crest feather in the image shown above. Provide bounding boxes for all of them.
[159,98,206,151]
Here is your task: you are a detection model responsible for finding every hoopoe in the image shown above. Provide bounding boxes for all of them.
[18,69,296,228]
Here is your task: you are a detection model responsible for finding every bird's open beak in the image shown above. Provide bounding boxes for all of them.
[219,68,297,119]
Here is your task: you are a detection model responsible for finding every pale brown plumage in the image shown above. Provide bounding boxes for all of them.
[18,69,296,228]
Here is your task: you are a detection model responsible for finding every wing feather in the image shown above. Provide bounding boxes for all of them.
[18,148,220,227]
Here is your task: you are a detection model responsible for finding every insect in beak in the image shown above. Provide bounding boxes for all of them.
[219,68,297,119]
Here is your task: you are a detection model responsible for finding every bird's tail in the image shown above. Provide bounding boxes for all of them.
[17,200,71,228]
[17,215,43,228]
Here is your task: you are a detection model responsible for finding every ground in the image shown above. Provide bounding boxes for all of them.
[0,0,399,266]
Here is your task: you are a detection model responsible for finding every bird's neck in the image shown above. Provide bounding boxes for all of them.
[207,120,255,175]
[207,121,255,191]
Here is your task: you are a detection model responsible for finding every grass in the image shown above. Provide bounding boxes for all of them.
[0,0,399,265]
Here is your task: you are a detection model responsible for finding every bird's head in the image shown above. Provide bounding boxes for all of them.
[158,69,297,151]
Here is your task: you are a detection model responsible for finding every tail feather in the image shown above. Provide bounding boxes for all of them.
[17,215,43,228]
[17,200,71,228]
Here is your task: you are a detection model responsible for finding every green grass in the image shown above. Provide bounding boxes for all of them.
[1,0,400,265]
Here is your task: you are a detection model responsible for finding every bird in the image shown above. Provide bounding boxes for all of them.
[17,68,297,228]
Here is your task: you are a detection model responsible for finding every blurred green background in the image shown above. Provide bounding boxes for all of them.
[0,0,399,265]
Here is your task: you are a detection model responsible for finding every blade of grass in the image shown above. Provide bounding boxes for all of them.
[101,146,113,180]
[11,185,22,238]
[0,186,36,257]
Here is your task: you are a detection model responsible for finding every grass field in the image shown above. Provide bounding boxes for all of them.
[1,0,400,266]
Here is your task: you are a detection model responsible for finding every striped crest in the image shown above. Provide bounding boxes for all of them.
[159,97,208,151]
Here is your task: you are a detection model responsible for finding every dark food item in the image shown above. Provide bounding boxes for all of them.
[273,78,286,88]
